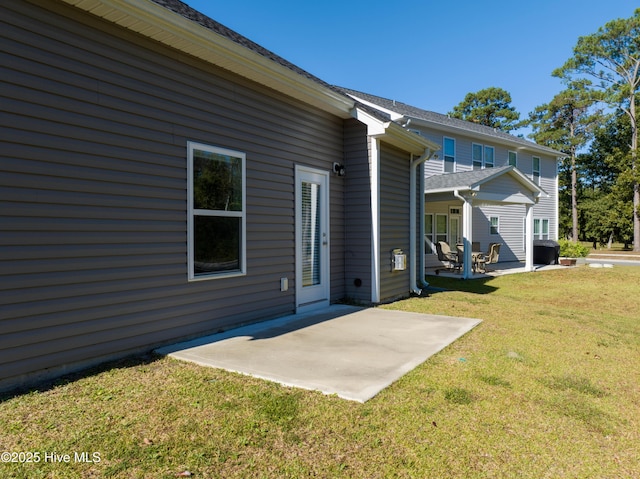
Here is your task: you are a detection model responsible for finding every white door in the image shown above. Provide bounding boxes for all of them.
[295,166,330,312]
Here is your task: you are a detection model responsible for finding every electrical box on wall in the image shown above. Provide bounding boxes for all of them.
[391,249,406,271]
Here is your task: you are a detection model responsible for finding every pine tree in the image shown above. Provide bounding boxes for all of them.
[554,9,640,251]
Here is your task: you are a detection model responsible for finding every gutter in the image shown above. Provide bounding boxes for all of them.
[351,107,439,300]
[61,0,356,118]
[410,149,436,295]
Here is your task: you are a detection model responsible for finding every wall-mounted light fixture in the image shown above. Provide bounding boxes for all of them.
[333,162,345,176]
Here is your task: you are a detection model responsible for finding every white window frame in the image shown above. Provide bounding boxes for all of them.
[436,214,448,244]
[187,141,247,281]
[508,151,517,168]
[534,218,549,240]
[532,157,540,185]
[490,216,500,235]
[472,143,483,170]
[472,143,495,169]
[484,146,495,168]
[424,213,435,254]
[443,137,455,173]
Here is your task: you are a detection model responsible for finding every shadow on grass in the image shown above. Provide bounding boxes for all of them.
[0,352,163,403]
[424,276,499,295]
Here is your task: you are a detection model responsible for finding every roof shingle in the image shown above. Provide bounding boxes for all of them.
[338,87,562,157]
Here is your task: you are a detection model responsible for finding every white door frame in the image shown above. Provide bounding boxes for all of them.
[295,165,330,313]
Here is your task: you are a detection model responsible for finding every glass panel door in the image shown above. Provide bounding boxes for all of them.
[296,166,329,312]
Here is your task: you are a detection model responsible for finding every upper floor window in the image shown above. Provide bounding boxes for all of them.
[187,142,246,280]
[508,151,517,167]
[472,143,483,170]
[484,146,494,168]
[472,143,494,169]
[532,157,540,185]
[443,137,455,173]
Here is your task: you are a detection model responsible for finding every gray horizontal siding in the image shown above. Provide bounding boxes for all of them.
[379,144,411,302]
[420,127,559,262]
[1,0,346,390]
[344,119,372,303]
[474,204,526,262]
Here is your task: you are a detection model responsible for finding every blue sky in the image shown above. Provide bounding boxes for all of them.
[184,0,633,135]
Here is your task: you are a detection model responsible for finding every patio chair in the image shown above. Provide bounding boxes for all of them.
[476,243,501,273]
[436,241,462,273]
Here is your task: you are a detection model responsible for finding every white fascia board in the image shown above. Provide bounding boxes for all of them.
[467,166,548,199]
[474,191,537,206]
[61,0,355,118]
[424,186,470,195]
[351,107,388,136]
[346,94,405,122]
[507,167,549,198]
[351,108,439,156]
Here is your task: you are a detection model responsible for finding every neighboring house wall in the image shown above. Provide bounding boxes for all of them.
[1,1,348,389]
[421,129,558,262]
[379,144,411,302]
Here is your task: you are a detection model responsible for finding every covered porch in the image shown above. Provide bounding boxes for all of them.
[426,260,567,279]
[422,166,547,280]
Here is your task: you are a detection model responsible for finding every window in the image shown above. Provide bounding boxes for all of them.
[532,157,540,185]
[534,218,549,240]
[443,137,455,173]
[188,142,246,280]
[436,214,448,244]
[490,216,499,235]
[424,214,435,254]
[508,151,517,167]
[473,143,494,169]
[472,143,483,170]
[484,146,494,168]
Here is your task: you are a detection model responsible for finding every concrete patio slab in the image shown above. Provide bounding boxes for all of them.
[155,305,481,402]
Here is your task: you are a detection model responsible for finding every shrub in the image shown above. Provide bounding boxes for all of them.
[558,239,590,258]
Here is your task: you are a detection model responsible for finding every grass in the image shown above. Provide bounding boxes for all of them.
[1,266,640,478]
[585,241,640,256]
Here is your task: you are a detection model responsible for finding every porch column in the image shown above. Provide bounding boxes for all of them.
[461,196,474,279]
[525,204,534,272]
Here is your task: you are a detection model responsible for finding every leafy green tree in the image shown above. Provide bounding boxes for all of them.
[580,187,634,248]
[449,87,520,132]
[579,113,635,247]
[554,8,640,251]
[526,81,602,241]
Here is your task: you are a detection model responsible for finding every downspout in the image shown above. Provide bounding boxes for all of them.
[371,137,381,304]
[410,149,435,295]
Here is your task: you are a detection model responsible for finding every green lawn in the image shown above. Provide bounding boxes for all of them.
[2,266,639,478]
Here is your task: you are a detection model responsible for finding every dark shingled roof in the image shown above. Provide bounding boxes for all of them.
[422,165,547,199]
[337,87,562,157]
[149,1,398,123]
[423,166,513,191]
[149,0,351,98]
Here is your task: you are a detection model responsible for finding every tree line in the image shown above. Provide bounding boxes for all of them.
[449,9,640,252]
